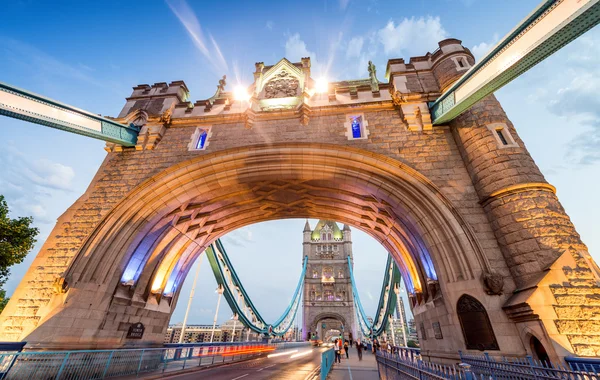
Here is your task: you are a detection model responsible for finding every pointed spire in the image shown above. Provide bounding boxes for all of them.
[343,224,351,231]
[303,219,311,232]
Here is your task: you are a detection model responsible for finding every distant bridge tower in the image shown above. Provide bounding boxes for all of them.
[302,220,356,342]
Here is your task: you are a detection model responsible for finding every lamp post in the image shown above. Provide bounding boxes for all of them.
[178,254,203,344]
[210,285,224,343]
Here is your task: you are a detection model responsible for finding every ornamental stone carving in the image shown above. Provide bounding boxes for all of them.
[482,271,504,295]
[264,69,299,98]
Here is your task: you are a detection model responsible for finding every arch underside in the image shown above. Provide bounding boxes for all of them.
[66,143,487,315]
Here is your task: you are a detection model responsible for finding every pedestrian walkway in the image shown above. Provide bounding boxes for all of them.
[328,346,380,380]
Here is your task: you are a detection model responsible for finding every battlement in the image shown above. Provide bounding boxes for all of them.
[116,39,473,128]
[118,80,190,118]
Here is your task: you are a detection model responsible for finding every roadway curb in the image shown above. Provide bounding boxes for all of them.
[305,365,321,380]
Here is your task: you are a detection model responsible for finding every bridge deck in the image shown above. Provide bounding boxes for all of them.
[329,346,380,380]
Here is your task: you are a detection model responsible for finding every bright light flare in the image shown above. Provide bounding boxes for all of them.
[267,349,298,358]
[290,350,313,359]
[234,85,251,102]
[315,77,328,93]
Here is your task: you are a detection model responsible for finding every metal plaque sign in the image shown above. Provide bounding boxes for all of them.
[126,322,145,339]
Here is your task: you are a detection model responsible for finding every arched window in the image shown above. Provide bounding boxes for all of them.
[351,117,362,138]
[327,233,332,240]
[457,294,499,350]
[196,130,208,149]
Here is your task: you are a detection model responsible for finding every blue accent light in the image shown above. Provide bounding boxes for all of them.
[351,117,361,138]
[196,130,208,149]
[120,223,170,285]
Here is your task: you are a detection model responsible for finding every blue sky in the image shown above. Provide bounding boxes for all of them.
[0,0,599,326]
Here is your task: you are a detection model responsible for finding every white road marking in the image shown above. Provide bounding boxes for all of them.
[256,364,276,371]
[231,374,249,380]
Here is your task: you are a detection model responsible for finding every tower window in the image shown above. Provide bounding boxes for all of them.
[345,113,370,140]
[496,129,508,145]
[487,123,518,149]
[196,130,208,149]
[188,126,212,151]
[452,56,471,71]
[351,118,361,138]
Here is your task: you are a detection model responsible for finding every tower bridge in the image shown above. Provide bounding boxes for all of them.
[0,0,599,372]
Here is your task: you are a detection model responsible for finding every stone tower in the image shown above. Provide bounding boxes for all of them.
[302,220,356,342]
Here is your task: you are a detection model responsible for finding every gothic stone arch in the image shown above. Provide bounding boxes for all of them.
[307,312,349,341]
[0,143,511,358]
[1,44,598,360]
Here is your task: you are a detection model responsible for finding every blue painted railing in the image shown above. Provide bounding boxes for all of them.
[320,347,335,380]
[378,349,600,380]
[460,351,600,380]
[377,350,472,380]
[0,341,309,379]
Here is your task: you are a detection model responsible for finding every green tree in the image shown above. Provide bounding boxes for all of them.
[407,340,419,348]
[0,195,39,313]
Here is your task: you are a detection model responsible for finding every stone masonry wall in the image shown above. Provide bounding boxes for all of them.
[451,94,600,356]
[1,108,509,346]
[551,250,600,356]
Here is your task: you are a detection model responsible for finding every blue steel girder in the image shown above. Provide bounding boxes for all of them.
[0,81,139,146]
[430,0,600,124]
[205,239,306,336]
[348,254,401,338]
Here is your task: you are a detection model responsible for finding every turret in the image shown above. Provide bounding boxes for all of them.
[430,38,475,93]
[118,81,190,118]
[303,220,312,259]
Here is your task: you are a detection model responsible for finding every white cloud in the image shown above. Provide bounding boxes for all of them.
[166,0,229,73]
[524,30,600,166]
[0,145,75,224]
[346,36,364,58]
[377,16,448,57]
[266,20,274,30]
[285,33,316,62]
[284,33,328,76]
[223,225,254,247]
[472,33,499,61]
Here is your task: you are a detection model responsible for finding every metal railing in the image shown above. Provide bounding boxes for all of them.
[0,341,309,379]
[377,351,470,380]
[460,351,600,380]
[378,350,600,380]
[321,347,335,380]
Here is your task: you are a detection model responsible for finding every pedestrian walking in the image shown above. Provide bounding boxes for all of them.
[334,339,342,363]
[356,339,363,361]
[344,339,349,359]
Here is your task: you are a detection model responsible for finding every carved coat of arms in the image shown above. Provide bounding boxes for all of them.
[264,69,299,98]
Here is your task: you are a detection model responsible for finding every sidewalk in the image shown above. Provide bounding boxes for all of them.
[328,347,380,380]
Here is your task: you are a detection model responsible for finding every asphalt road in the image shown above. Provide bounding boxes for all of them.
[161,347,326,380]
